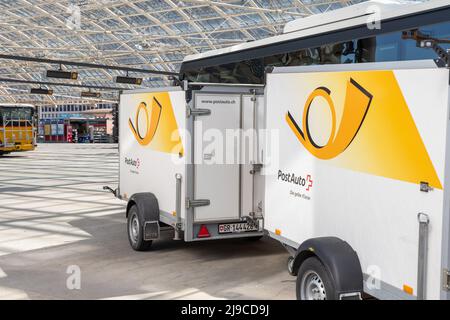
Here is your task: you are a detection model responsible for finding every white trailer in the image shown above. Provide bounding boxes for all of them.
[116,85,266,250]
[108,0,450,300]
[264,61,450,300]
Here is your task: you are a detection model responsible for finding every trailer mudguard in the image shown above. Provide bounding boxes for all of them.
[126,193,159,220]
[126,193,160,240]
[292,237,363,296]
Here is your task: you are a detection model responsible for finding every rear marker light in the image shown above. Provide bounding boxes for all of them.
[198,225,211,238]
[403,284,413,295]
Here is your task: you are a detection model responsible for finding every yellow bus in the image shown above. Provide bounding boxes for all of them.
[0,104,36,155]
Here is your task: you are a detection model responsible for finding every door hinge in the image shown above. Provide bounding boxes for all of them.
[249,163,263,174]
[187,107,211,117]
[444,269,450,291]
[186,198,210,209]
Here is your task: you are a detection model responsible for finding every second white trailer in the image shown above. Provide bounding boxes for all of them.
[263,61,450,300]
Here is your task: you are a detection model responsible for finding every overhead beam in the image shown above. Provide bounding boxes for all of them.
[0,54,179,77]
[0,77,125,91]
[0,86,118,105]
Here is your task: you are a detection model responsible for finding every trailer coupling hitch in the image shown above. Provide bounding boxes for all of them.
[103,186,118,197]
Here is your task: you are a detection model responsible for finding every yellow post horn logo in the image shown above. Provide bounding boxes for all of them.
[286,78,373,159]
[129,98,162,146]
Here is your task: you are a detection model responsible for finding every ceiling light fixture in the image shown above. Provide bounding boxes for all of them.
[30,87,53,95]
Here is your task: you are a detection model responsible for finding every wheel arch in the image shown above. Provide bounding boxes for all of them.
[126,192,159,222]
[126,200,136,218]
[292,237,363,297]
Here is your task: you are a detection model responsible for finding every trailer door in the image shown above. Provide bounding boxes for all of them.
[192,92,242,222]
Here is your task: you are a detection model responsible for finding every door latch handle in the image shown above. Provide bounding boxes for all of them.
[186,199,210,209]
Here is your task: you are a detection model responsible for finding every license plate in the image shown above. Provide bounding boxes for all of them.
[218,222,259,234]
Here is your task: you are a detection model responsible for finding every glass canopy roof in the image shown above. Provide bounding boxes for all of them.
[0,0,365,106]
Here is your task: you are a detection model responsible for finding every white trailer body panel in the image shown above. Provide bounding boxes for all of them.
[264,64,450,299]
[192,93,266,222]
[193,94,241,222]
[119,88,187,221]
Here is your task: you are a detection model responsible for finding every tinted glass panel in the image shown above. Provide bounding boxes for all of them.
[183,21,450,84]
[0,107,34,122]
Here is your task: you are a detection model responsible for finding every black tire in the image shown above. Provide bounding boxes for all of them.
[127,205,152,251]
[287,256,295,276]
[296,256,337,300]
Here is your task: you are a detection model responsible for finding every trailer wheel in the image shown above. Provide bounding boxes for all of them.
[287,256,295,276]
[296,257,336,300]
[127,205,152,251]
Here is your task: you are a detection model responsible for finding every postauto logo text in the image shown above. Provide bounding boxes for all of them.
[278,170,313,191]
[125,157,141,170]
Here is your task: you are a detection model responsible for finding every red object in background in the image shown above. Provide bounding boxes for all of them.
[66,125,73,143]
